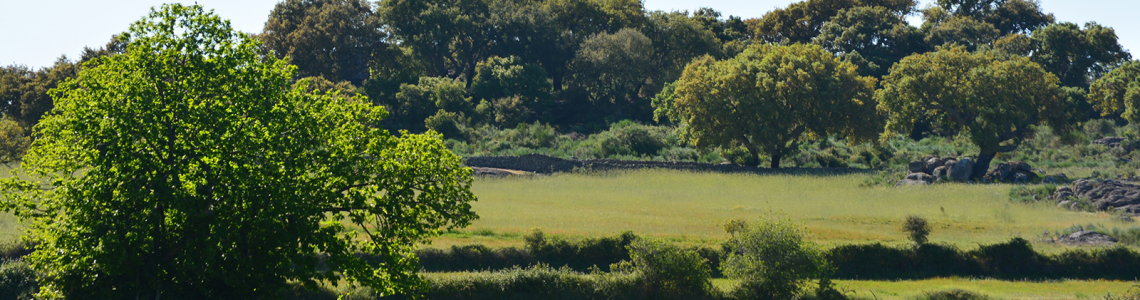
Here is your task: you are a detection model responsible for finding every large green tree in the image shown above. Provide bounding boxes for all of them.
[260,0,385,85]
[877,46,1073,178]
[0,5,476,298]
[664,43,880,168]
[1028,22,1131,89]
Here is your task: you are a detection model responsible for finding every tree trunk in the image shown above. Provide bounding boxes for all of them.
[973,151,996,180]
[739,136,761,167]
[770,152,782,169]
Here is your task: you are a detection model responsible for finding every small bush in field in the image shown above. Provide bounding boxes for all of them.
[919,289,990,300]
[722,218,834,300]
[0,260,37,300]
[618,238,712,299]
[903,215,931,245]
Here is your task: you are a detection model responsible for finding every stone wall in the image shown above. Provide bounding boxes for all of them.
[463,154,867,175]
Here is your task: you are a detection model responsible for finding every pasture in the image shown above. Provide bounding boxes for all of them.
[436,169,1119,252]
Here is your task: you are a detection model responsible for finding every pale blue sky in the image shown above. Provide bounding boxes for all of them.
[1,0,1136,69]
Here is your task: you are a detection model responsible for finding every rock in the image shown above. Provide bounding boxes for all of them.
[1011,161,1033,173]
[932,166,950,178]
[1013,172,1030,184]
[1043,176,1061,184]
[896,179,930,186]
[1058,200,1072,208]
[1094,136,1134,153]
[906,172,935,183]
[948,157,974,182]
[1057,231,1118,246]
[993,162,1012,181]
[925,157,944,173]
[909,161,927,174]
[1053,180,1140,214]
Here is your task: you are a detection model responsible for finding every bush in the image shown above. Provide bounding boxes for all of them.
[420,264,644,300]
[0,260,37,300]
[721,218,833,300]
[917,289,990,300]
[903,215,931,245]
[425,109,468,140]
[618,238,713,299]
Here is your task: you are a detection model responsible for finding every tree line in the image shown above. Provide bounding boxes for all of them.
[3,0,1137,172]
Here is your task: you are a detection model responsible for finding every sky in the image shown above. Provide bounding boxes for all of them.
[1,0,1137,69]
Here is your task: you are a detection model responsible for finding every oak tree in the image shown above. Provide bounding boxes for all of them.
[1089,60,1140,122]
[666,43,880,168]
[877,46,1073,178]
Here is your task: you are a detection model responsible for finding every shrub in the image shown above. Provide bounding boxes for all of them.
[0,260,37,300]
[619,238,713,299]
[425,109,467,140]
[918,289,990,300]
[0,117,29,164]
[903,215,931,245]
[722,218,834,300]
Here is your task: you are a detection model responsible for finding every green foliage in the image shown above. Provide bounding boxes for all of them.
[0,118,29,165]
[917,289,991,300]
[751,0,918,44]
[815,6,926,77]
[471,56,552,112]
[419,264,645,300]
[903,215,932,245]
[392,76,471,130]
[671,43,880,168]
[878,45,1073,178]
[721,218,833,300]
[0,260,36,300]
[260,0,385,85]
[1028,22,1131,89]
[425,110,468,140]
[1091,60,1140,122]
[571,28,656,121]
[0,5,476,298]
[619,238,713,298]
[1007,184,1057,203]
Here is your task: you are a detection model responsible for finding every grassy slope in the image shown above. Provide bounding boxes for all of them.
[431,169,1120,252]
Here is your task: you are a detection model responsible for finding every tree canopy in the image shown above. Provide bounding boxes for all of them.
[261,0,386,85]
[877,45,1073,178]
[1089,60,1140,122]
[0,4,476,298]
[665,43,880,168]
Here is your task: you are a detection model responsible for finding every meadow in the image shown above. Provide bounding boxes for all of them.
[435,169,1120,253]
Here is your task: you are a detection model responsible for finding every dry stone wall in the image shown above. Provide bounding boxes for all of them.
[463,154,864,174]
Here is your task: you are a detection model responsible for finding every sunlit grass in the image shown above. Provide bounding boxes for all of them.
[436,169,1121,251]
[832,278,1138,300]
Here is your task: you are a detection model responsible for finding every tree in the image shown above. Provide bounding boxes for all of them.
[619,238,713,299]
[642,11,723,87]
[721,218,834,300]
[471,56,552,125]
[877,45,1073,179]
[393,77,472,131]
[260,0,386,85]
[815,6,926,77]
[936,0,1053,35]
[0,58,77,128]
[0,5,476,298]
[751,0,917,44]
[920,9,1001,51]
[665,43,880,168]
[902,215,931,245]
[0,117,28,165]
[1089,60,1140,122]
[570,28,655,121]
[378,0,494,85]
[1029,22,1131,89]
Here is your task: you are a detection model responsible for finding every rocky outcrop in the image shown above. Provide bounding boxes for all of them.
[897,155,975,185]
[982,161,1039,183]
[1056,231,1118,246]
[1094,136,1134,152]
[1052,179,1140,214]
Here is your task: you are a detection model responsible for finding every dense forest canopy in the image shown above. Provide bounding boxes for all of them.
[0,0,1136,169]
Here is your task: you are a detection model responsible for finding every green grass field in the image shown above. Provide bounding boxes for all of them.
[434,169,1122,252]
